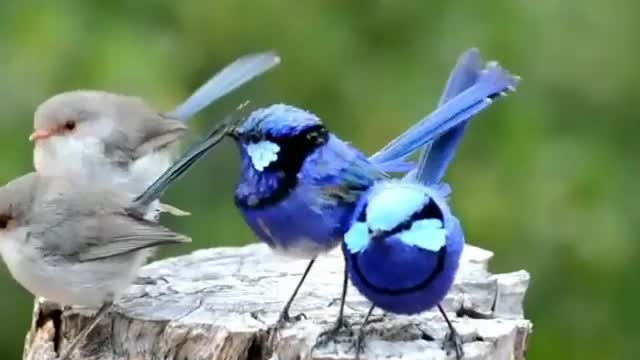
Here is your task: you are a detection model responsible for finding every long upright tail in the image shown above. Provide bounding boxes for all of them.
[132,116,236,210]
[414,48,483,185]
[165,51,280,121]
[368,59,520,169]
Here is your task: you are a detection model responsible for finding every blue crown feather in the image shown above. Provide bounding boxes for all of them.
[239,104,322,137]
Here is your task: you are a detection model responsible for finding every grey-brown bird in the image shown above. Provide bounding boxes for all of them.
[0,119,233,360]
[30,51,280,196]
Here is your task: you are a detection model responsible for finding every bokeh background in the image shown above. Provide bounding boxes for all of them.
[0,0,636,359]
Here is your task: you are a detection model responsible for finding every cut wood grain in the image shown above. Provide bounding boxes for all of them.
[23,243,532,360]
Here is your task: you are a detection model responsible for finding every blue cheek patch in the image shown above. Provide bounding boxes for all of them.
[366,186,428,232]
[246,140,280,171]
[344,222,370,253]
[398,219,447,251]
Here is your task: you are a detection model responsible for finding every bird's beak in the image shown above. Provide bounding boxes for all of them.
[227,128,240,140]
[28,130,54,142]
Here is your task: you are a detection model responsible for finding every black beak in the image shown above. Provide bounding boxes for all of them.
[227,128,240,140]
[217,104,245,140]
[133,119,233,208]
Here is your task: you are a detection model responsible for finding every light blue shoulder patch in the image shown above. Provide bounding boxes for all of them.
[398,218,447,251]
[246,140,280,171]
[366,185,428,232]
[344,221,370,253]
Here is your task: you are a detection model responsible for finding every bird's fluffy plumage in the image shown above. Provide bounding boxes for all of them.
[31,51,281,196]
[234,131,382,257]
[232,54,518,259]
[0,172,190,306]
[33,90,186,194]
[343,180,464,314]
[342,48,516,318]
[0,118,230,307]
[227,50,518,335]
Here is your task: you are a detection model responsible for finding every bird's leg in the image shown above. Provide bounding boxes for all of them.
[317,251,350,343]
[438,304,463,360]
[277,259,315,327]
[354,304,376,360]
[57,302,113,360]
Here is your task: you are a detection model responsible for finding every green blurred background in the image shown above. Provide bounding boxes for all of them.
[0,0,636,358]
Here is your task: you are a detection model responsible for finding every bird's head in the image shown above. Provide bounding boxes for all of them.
[0,173,38,246]
[31,90,153,143]
[344,181,449,254]
[31,90,184,177]
[228,104,329,172]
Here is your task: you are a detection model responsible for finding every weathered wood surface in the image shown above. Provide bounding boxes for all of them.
[23,243,532,360]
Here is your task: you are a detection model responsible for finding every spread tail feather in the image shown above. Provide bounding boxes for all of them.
[166,51,280,121]
[414,48,483,184]
[369,60,520,168]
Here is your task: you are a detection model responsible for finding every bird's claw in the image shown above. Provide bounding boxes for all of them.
[316,318,349,345]
[327,297,341,307]
[276,311,307,328]
[269,312,309,354]
[291,313,307,321]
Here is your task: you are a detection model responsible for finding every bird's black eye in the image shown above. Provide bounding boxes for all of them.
[63,121,76,131]
[248,133,260,143]
[0,214,12,229]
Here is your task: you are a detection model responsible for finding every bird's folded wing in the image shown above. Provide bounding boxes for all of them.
[308,138,387,203]
[75,215,191,262]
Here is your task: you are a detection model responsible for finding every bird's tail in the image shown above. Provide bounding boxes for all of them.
[376,48,484,175]
[368,58,520,171]
[132,115,239,209]
[374,158,416,173]
[165,51,280,121]
[413,48,483,185]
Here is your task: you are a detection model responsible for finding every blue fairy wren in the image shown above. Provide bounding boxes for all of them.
[342,49,510,360]
[225,48,519,337]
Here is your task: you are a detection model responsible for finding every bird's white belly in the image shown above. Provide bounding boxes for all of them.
[34,136,173,196]
[34,136,109,180]
[0,229,149,306]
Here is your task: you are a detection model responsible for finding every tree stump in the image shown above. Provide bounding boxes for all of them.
[23,243,532,360]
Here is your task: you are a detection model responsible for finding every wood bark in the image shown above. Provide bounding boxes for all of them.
[23,244,532,360]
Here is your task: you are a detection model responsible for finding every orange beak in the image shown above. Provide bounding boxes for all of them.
[28,130,54,142]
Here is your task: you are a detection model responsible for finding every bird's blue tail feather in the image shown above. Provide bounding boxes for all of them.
[375,158,416,173]
[368,60,519,170]
[166,51,280,121]
[414,48,483,185]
